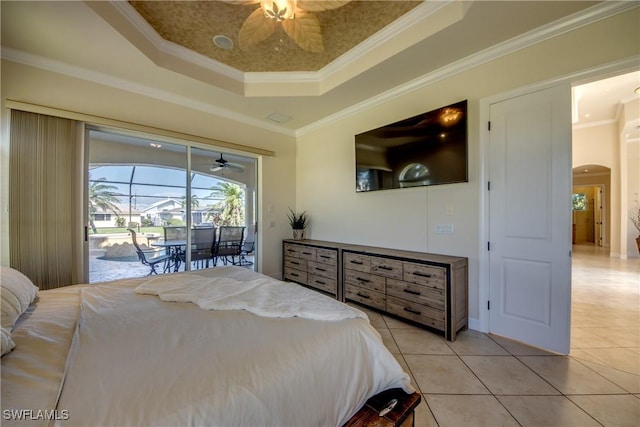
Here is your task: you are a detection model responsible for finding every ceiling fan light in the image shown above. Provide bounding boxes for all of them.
[260,0,296,21]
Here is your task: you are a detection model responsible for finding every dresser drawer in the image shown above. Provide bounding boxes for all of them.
[285,257,307,271]
[308,260,336,279]
[344,252,370,272]
[283,243,301,258]
[315,248,337,265]
[344,269,385,293]
[297,246,317,261]
[403,263,446,290]
[308,274,337,295]
[387,296,444,330]
[387,278,445,310]
[284,267,307,284]
[371,257,403,279]
[345,285,386,311]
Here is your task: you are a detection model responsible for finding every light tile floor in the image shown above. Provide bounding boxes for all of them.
[357,244,640,427]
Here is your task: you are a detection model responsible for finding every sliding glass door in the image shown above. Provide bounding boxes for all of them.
[87,129,257,283]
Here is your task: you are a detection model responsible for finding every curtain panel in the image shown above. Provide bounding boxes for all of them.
[9,110,82,290]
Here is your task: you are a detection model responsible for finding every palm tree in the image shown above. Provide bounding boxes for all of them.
[207,182,245,226]
[180,195,200,210]
[88,177,121,233]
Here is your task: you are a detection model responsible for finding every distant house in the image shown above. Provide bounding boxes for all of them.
[141,199,183,225]
[140,199,214,226]
[92,203,142,229]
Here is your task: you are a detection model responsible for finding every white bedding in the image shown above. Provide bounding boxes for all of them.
[2,267,413,427]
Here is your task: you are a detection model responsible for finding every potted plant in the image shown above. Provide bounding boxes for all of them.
[287,208,308,240]
[630,206,640,254]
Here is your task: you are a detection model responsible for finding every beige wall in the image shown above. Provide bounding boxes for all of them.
[0,61,297,278]
[295,9,639,324]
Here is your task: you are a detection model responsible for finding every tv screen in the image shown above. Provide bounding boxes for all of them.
[355,100,468,192]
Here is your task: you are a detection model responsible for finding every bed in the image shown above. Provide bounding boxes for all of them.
[1,265,415,426]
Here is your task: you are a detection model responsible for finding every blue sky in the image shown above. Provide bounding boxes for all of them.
[89,165,226,209]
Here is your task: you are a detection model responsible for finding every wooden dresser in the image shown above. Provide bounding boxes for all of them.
[343,245,467,341]
[282,240,341,299]
[282,240,468,341]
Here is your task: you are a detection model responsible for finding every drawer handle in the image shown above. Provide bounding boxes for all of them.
[378,265,393,271]
[413,271,432,278]
[315,280,326,285]
[356,292,371,299]
[356,277,371,283]
[291,273,299,277]
[350,260,364,265]
[286,249,295,253]
[302,251,312,255]
[403,289,421,296]
[315,267,327,272]
[291,261,300,265]
[320,255,331,259]
[403,307,421,315]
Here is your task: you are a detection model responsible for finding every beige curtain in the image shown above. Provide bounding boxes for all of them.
[9,110,82,290]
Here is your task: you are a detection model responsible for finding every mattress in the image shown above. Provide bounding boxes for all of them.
[1,266,413,426]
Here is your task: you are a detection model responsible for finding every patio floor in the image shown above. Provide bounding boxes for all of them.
[89,252,255,284]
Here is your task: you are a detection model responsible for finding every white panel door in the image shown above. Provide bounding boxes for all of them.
[489,85,572,354]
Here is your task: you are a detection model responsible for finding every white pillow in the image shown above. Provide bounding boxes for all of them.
[1,266,39,330]
[1,327,15,356]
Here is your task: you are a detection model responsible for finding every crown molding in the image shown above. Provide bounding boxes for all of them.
[572,119,617,130]
[1,47,296,137]
[297,1,639,136]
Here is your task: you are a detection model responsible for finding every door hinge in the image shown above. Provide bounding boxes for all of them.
[487,181,491,191]
[487,301,491,310]
[487,241,491,251]
[487,121,491,131]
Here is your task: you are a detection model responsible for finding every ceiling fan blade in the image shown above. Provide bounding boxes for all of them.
[227,163,245,173]
[239,7,276,50]
[210,165,224,172]
[282,12,323,53]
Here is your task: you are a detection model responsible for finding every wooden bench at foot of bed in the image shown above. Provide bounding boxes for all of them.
[344,389,421,427]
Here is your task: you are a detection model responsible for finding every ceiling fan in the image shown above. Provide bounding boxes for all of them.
[211,153,244,173]
[226,0,351,53]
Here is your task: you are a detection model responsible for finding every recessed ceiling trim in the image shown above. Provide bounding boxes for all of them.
[91,0,468,97]
[316,0,470,97]
[1,47,295,138]
[85,1,246,95]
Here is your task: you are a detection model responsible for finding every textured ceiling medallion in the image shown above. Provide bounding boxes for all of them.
[229,0,351,53]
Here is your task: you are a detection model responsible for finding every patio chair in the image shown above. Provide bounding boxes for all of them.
[190,227,216,269]
[238,240,255,266]
[163,226,187,241]
[213,226,245,266]
[128,229,172,275]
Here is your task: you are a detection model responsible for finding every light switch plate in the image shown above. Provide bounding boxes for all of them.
[435,224,454,234]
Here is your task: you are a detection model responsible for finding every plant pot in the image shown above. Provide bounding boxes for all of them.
[292,228,305,240]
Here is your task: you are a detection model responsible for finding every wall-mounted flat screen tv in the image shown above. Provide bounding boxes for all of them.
[355,100,468,192]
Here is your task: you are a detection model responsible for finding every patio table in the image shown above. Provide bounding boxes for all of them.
[152,240,186,272]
